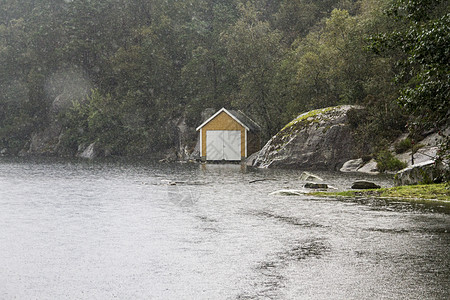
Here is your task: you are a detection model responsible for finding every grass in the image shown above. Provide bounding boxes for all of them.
[310,183,450,208]
[281,107,334,132]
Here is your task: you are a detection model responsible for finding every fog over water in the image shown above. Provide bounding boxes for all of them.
[0,158,449,299]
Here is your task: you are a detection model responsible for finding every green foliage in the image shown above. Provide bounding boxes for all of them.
[394,137,425,154]
[281,107,334,132]
[2,0,445,159]
[435,131,450,183]
[375,150,408,172]
[347,102,407,156]
[221,2,286,138]
[311,183,450,204]
[394,138,412,153]
[370,0,450,135]
[369,0,449,177]
[274,0,345,44]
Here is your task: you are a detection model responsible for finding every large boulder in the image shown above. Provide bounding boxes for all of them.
[253,105,362,170]
[340,158,364,172]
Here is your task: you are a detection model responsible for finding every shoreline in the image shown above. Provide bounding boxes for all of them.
[309,183,450,210]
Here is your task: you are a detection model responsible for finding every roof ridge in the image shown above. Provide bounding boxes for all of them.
[196,107,260,131]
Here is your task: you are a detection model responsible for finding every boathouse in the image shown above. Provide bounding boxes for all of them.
[196,108,261,161]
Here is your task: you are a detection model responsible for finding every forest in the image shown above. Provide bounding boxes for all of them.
[0,0,448,159]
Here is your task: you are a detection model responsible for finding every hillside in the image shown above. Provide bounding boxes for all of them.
[0,0,448,164]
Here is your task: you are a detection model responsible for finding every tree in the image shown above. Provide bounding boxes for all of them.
[221,2,285,138]
[370,0,449,173]
[371,0,449,130]
[287,9,365,110]
[274,0,343,44]
[181,0,238,126]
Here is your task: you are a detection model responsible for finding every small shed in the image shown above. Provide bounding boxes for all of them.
[196,108,261,161]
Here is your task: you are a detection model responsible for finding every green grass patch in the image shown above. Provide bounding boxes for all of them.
[281,107,334,132]
[310,183,450,207]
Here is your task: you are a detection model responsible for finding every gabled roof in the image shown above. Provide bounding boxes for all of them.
[227,109,261,132]
[196,108,261,132]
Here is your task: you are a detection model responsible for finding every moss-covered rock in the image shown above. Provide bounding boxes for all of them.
[252,105,362,170]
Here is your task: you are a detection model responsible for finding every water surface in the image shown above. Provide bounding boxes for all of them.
[0,158,448,299]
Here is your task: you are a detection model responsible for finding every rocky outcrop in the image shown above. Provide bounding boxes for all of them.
[26,121,63,155]
[394,161,442,185]
[342,129,448,175]
[175,116,197,161]
[77,142,99,159]
[253,105,362,170]
[22,85,90,156]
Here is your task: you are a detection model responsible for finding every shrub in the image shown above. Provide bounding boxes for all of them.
[394,138,412,154]
[375,150,407,172]
[394,137,426,154]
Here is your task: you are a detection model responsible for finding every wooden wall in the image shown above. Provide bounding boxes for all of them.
[201,112,246,158]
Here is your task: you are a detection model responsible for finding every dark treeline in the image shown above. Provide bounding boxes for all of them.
[0,0,448,158]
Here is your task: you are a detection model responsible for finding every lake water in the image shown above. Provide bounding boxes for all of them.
[0,158,449,299]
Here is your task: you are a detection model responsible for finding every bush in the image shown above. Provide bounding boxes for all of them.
[394,138,412,154]
[346,103,408,157]
[394,137,426,154]
[375,150,407,172]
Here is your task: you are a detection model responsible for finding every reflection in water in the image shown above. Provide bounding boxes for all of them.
[167,184,199,207]
[0,158,449,299]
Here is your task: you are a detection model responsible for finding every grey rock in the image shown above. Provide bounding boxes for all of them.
[245,151,260,166]
[269,189,304,196]
[27,121,63,155]
[175,116,197,161]
[253,105,362,171]
[201,108,216,121]
[356,159,379,175]
[189,138,201,161]
[78,142,98,159]
[351,180,381,189]
[340,158,364,173]
[47,68,92,115]
[395,160,443,185]
[304,182,328,189]
[299,171,324,182]
[395,147,438,168]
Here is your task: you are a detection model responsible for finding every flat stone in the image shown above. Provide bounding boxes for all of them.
[299,171,324,182]
[304,182,328,189]
[269,189,304,196]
